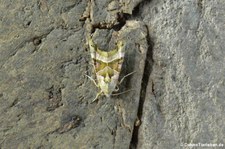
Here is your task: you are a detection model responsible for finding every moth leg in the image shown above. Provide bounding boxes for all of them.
[91,91,102,103]
[118,71,136,85]
[114,85,119,92]
[85,74,99,87]
[111,89,134,96]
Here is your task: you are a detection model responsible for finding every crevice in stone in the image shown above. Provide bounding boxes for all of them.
[112,12,131,31]
[32,37,42,46]
[197,0,203,14]
[80,1,131,33]
[130,25,154,148]
[9,98,19,108]
[31,28,54,53]
[61,3,76,13]
[0,28,53,69]
[151,79,156,98]
[46,85,64,112]
[132,0,152,18]
[112,124,117,149]
[89,12,131,33]
[46,115,82,136]
[58,115,82,134]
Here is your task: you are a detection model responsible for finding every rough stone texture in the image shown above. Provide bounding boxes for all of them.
[0,0,225,149]
[136,0,225,148]
[0,0,147,148]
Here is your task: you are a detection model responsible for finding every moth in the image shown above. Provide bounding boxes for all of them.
[86,36,127,102]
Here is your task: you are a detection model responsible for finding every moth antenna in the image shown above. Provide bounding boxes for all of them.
[119,71,136,85]
[85,74,99,87]
[78,85,101,101]
[111,89,134,96]
[91,91,103,103]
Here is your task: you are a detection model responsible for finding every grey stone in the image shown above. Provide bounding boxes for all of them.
[137,0,225,148]
[1,0,225,148]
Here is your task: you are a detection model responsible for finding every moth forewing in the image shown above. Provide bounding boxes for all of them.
[87,36,125,102]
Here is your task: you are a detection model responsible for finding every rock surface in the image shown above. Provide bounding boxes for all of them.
[136,0,225,148]
[0,0,224,149]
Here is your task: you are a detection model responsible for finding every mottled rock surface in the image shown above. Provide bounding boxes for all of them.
[0,0,224,149]
[136,0,225,149]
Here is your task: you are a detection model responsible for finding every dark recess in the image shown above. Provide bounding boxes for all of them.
[46,86,63,111]
[130,26,154,149]
[58,115,82,134]
[113,12,131,31]
[33,37,42,46]
[132,0,152,18]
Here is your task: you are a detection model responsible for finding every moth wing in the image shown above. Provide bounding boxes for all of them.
[88,37,97,59]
